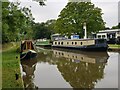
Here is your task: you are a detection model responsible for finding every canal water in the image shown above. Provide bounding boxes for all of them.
[20,48,118,89]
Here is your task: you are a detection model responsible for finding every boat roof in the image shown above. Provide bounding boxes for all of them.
[98,29,120,33]
[21,40,33,44]
[51,33,61,36]
[53,38,104,41]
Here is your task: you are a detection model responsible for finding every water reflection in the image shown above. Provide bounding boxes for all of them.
[21,59,38,89]
[21,48,109,89]
[53,49,109,64]
[52,49,109,88]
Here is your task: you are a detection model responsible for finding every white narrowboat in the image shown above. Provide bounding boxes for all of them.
[52,39,108,51]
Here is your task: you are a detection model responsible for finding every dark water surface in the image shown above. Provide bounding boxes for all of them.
[20,48,118,89]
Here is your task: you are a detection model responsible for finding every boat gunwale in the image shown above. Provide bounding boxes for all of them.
[53,38,106,41]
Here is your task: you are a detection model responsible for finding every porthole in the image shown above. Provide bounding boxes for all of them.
[81,42,83,45]
[72,42,74,45]
[61,42,63,45]
[75,42,77,45]
[81,57,83,60]
[58,42,60,45]
[55,42,57,45]
[76,56,77,58]
[67,42,69,44]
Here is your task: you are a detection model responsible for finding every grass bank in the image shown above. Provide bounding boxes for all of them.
[108,44,120,52]
[2,42,23,88]
[0,51,2,89]
[108,44,120,49]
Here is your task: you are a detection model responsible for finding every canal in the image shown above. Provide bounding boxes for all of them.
[20,48,118,89]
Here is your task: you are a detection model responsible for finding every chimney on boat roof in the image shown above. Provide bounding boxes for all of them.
[83,22,87,39]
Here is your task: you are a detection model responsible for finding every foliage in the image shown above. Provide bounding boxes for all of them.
[32,0,46,6]
[55,2,105,38]
[32,19,56,39]
[45,19,56,34]
[2,2,33,43]
[111,23,120,29]
[33,22,51,39]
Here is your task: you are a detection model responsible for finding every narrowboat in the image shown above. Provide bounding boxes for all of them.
[35,39,51,48]
[52,38,108,51]
[20,40,37,60]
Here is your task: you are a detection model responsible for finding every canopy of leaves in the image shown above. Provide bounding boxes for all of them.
[32,19,57,39]
[2,2,34,43]
[55,2,105,37]
[33,22,51,39]
[111,23,120,29]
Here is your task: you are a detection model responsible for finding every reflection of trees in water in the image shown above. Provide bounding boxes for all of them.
[56,58,106,89]
[30,49,108,89]
[36,51,58,65]
[21,58,38,89]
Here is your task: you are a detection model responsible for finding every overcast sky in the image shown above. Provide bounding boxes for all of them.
[10,0,120,28]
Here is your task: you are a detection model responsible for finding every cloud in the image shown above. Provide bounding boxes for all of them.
[20,1,68,22]
[93,2,118,27]
[19,0,119,28]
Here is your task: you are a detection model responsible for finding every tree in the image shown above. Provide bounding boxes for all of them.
[32,22,52,39]
[2,2,34,43]
[32,0,46,6]
[45,19,56,34]
[111,23,120,29]
[55,2,105,38]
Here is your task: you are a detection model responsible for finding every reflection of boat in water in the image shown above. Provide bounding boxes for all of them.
[21,58,38,89]
[20,48,109,89]
[20,40,37,60]
[52,49,109,88]
[53,49,109,64]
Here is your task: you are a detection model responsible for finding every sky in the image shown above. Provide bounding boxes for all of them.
[9,0,120,28]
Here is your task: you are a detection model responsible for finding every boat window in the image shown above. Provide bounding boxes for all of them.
[81,57,83,60]
[58,42,60,45]
[81,42,83,45]
[102,35,105,38]
[72,42,74,45]
[76,56,77,58]
[117,31,120,34]
[98,35,101,39]
[75,42,77,45]
[61,42,63,45]
[67,42,69,44]
[22,43,26,51]
[55,42,57,45]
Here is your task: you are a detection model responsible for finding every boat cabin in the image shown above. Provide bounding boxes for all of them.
[94,29,120,44]
[52,38,108,51]
[21,40,35,52]
[53,39,107,47]
[51,33,68,41]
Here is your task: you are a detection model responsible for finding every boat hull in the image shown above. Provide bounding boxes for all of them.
[20,50,37,60]
[52,45,108,52]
